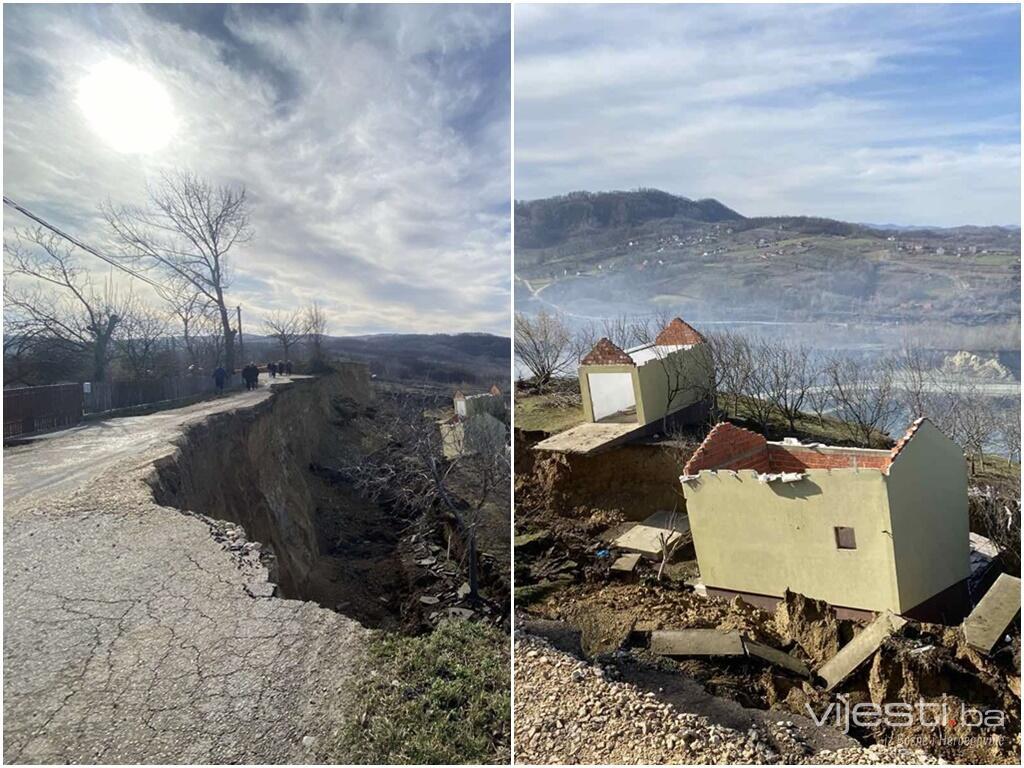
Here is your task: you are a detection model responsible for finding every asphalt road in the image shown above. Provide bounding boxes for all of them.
[3,378,367,763]
[3,385,274,505]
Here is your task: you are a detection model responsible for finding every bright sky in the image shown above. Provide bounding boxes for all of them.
[515,3,1021,227]
[4,4,511,335]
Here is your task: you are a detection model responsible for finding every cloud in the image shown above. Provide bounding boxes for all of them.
[3,3,510,335]
[514,3,1020,226]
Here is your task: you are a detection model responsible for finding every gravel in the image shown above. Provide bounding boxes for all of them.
[514,633,940,765]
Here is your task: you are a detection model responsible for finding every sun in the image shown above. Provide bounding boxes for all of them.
[76,59,178,154]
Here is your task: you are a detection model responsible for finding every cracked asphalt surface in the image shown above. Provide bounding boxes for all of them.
[3,383,368,763]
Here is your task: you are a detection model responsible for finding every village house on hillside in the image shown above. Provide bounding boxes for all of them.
[439,385,507,459]
[578,317,714,428]
[680,418,971,622]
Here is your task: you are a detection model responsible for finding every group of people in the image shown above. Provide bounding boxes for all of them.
[267,360,293,377]
[211,359,295,393]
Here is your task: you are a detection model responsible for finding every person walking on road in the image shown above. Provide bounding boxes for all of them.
[284,360,293,375]
[268,361,277,378]
[242,362,259,391]
[213,365,228,394]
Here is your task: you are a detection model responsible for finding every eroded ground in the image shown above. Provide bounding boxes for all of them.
[514,412,1021,765]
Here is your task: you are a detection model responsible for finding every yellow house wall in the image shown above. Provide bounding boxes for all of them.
[885,421,970,612]
[578,364,638,423]
[683,469,901,612]
[634,345,714,425]
[439,421,464,459]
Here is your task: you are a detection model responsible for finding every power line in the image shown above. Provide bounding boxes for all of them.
[3,195,172,298]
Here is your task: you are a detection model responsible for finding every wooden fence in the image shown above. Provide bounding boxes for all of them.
[3,383,83,439]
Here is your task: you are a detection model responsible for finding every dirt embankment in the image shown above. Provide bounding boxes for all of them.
[516,428,688,522]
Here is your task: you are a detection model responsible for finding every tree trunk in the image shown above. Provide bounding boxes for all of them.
[467,527,479,603]
[218,300,236,375]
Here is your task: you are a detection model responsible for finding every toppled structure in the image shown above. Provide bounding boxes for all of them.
[439,385,508,459]
[535,317,714,455]
[579,318,713,426]
[681,419,971,621]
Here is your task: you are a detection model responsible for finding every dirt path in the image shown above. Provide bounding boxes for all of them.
[3,379,368,763]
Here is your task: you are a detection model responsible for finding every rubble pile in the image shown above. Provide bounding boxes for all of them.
[514,634,938,765]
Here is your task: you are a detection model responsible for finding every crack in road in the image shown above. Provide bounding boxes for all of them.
[3,383,369,763]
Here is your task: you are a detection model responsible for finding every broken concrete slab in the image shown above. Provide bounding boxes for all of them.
[532,421,643,455]
[963,573,1022,653]
[743,639,812,678]
[817,611,907,691]
[613,511,691,558]
[650,629,745,657]
[610,553,641,574]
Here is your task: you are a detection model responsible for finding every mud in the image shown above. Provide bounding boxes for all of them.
[516,429,690,522]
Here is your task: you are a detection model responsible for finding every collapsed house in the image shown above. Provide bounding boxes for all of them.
[535,318,714,455]
[439,385,507,459]
[680,419,972,622]
[579,317,713,426]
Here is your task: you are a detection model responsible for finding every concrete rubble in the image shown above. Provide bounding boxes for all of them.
[962,573,1022,653]
[817,611,908,691]
[612,510,692,558]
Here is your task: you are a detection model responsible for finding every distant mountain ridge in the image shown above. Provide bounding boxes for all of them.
[517,188,1018,250]
[515,189,1020,336]
[515,189,744,249]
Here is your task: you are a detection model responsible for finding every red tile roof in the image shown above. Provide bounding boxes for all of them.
[656,317,706,346]
[581,337,634,366]
[888,417,928,468]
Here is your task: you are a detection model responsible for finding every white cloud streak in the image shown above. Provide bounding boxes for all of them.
[514,3,1020,226]
[4,4,511,334]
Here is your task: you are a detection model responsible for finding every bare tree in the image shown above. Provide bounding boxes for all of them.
[304,301,329,370]
[262,309,306,361]
[739,344,778,434]
[104,170,252,374]
[1000,399,1021,466]
[514,311,572,388]
[895,341,935,420]
[761,342,814,432]
[951,383,996,473]
[569,320,600,365]
[338,392,506,603]
[4,227,131,381]
[116,299,170,381]
[710,331,755,419]
[824,355,901,446]
[166,281,217,370]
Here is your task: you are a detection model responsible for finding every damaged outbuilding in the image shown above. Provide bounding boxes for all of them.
[681,419,972,622]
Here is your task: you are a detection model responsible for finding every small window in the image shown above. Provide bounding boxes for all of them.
[834,526,857,550]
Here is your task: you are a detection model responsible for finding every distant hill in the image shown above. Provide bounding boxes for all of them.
[322,332,508,386]
[515,189,1020,349]
[515,189,744,249]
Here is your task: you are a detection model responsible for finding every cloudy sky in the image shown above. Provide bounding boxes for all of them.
[4,3,510,335]
[515,3,1020,227]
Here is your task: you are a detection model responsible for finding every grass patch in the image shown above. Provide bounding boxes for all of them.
[515,392,585,434]
[334,620,509,765]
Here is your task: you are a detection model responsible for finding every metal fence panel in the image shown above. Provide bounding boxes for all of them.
[3,383,83,439]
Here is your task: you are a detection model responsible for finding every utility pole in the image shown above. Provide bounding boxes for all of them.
[236,305,244,362]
